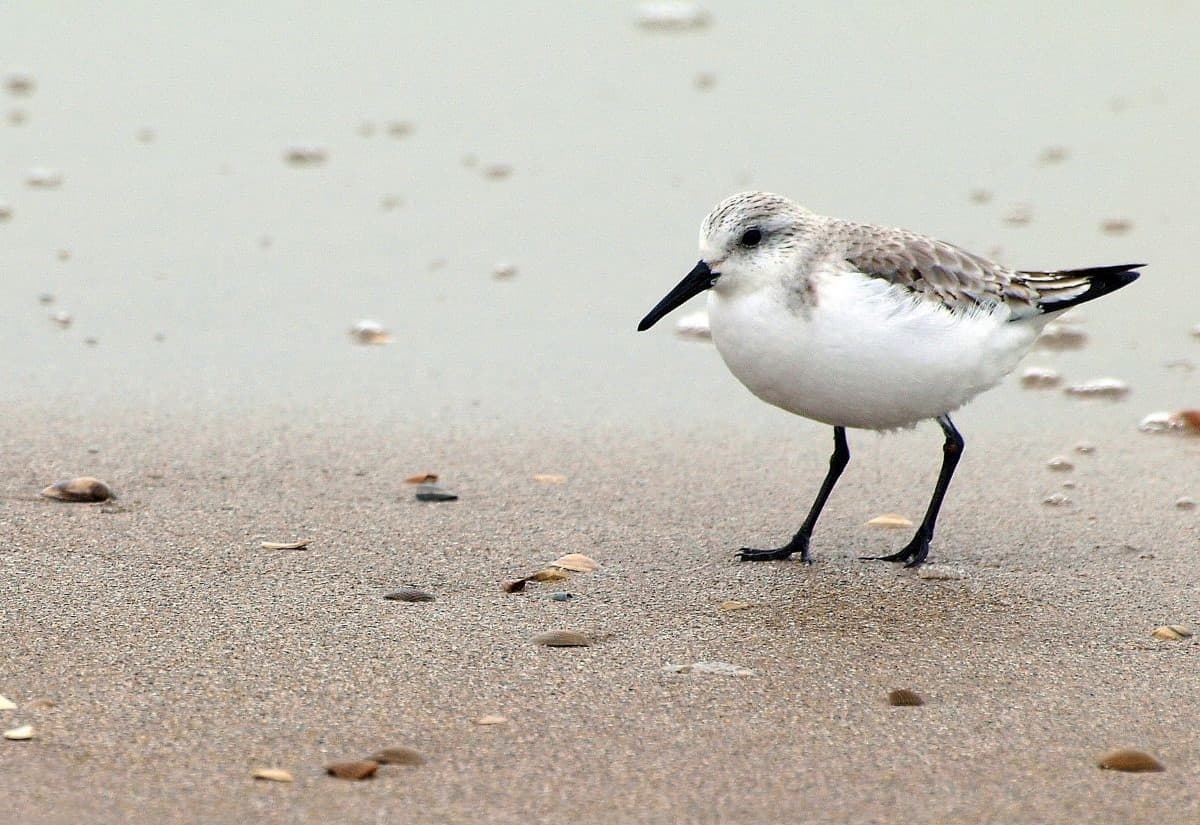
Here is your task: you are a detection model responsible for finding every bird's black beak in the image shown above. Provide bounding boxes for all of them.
[637,261,714,331]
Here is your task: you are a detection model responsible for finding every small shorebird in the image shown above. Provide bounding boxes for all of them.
[638,192,1140,567]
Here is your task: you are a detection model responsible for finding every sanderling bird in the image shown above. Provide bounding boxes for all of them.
[638,191,1141,567]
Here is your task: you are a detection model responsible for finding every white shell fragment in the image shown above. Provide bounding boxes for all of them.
[27,167,63,188]
[636,2,712,31]
[252,768,294,782]
[1191,324,1200,339]
[1035,323,1087,351]
[1151,625,1193,641]
[3,725,33,740]
[674,310,712,340]
[664,661,756,676]
[551,553,598,572]
[1175,496,1197,510]
[1046,456,1074,471]
[348,319,392,345]
[0,695,16,711]
[1019,367,1061,388]
[866,513,913,529]
[1137,411,1183,433]
[492,262,517,280]
[283,143,328,166]
[1063,378,1129,399]
[1042,493,1071,507]
[474,714,507,726]
[1003,203,1032,226]
[260,539,310,550]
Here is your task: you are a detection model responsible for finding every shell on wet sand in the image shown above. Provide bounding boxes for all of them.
[40,476,112,502]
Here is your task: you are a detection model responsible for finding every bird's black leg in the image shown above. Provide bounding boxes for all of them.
[737,426,849,563]
[862,415,963,568]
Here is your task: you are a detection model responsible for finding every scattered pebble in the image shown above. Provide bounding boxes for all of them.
[1100,218,1133,236]
[549,592,573,602]
[719,600,752,611]
[5,70,35,96]
[1064,378,1129,399]
[0,202,12,222]
[325,760,379,780]
[665,661,755,677]
[1151,625,1193,641]
[865,513,913,529]
[348,319,392,345]
[674,310,712,340]
[260,539,310,550]
[386,121,414,138]
[968,188,992,204]
[1038,146,1068,165]
[1035,323,1087,350]
[283,144,328,166]
[40,476,112,502]
[252,768,294,782]
[1046,456,1073,472]
[1097,749,1164,772]
[551,553,598,573]
[83,336,98,347]
[1003,203,1032,226]
[369,746,423,766]
[380,195,403,211]
[1175,496,1197,510]
[530,568,569,583]
[1074,442,1096,454]
[0,695,16,711]
[1191,324,1200,339]
[887,689,924,707]
[1042,493,1071,507]
[474,715,507,726]
[482,163,512,180]
[1020,367,1061,388]
[532,474,566,484]
[532,630,591,647]
[136,127,155,143]
[384,587,435,603]
[27,167,63,188]
[3,725,33,741]
[415,483,458,502]
[404,473,439,484]
[636,2,711,31]
[492,262,517,280]
[693,72,716,90]
[7,108,28,126]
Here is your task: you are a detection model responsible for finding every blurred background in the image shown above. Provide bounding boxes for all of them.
[2,1,1195,430]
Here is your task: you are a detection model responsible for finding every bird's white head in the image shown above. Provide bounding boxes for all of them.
[638,192,818,331]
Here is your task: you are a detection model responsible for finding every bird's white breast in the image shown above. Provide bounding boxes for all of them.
[706,268,1040,430]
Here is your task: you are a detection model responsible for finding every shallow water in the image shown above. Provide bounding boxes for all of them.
[2,1,1196,431]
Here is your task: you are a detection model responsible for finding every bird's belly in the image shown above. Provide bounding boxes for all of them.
[707,286,1037,430]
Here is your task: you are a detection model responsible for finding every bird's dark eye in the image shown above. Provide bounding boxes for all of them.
[740,228,762,247]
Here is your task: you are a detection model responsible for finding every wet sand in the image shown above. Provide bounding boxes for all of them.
[2,406,1197,824]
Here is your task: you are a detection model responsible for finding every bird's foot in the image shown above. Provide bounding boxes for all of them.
[860,533,930,568]
[736,541,812,564]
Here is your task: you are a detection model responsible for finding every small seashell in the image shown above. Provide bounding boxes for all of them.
[968,188,992,204]
[866,513,913,529]
[404,473,439,484]
[1035,323,1087,351]
[260,539,310,550]
[386,120,414,138]
[3,724,33,740]
[1074,442,1096,454]
[1003,203,1032,226]
[384,587,435,602]
[530,568,569,583]
[887,689,925,707]
[325,760,379,780]
[1042,493,1071,507]
[664,661,755,676]
[1038,146,1068,165]
[1151,625,1193,641]
[252,768,294,782]
[719,600,752,611]
[551,553,598,572]
[474,714,507,725]
[0,695,16,711]
[27,167,64,188]
[5,70,35,96]
[369,746,423,766]
[40,476,111,502]
[283,143,328,165]
[482,163,512,180]
[500,578,528,593]
[1137,411,1182,433]
[1100,218,1133,236]
[1064,378,1129,399]
[415,483,457,502]
[1046,456,1074,471]
[1191,323,1200,339]
[136,127,154,143]
[1019,366,1061,388]
[1097,749,1164,772]
[492,262,517,280]
[636,2,711,31]
[532,474,566,484]
[674,310,712,340]
[532,630,591,647]
[348,319,392,345]
[1175,496,1197,510]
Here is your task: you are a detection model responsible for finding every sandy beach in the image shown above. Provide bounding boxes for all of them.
[3,2,1199,822]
